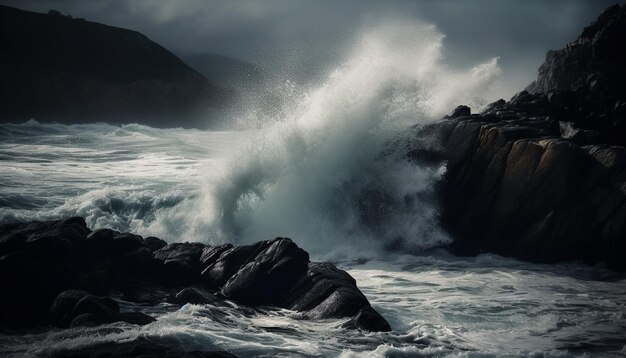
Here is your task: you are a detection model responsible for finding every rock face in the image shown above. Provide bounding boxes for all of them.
[420,5,626,271]
[0,5,227,127]
[526,4,626,98]
[0,217,390,333]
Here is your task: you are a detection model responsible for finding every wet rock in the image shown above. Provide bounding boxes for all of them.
[118,311,155,326]
[445,105,471,119]
[154,242,205,284]
[429,5,626,271]
[86,229,146,256]
[144,236,168,251]
[0,217,89,257]
[201,242,271,288]
[49,290,91,328]
[69,313,108,328]
[220,238,310,305]
[175,286,222,305]
[0,218,89,329]
[120,283,178,305]
[50,289,154,328]
[279,262,391,332]
[50,290,119,328]
[47,337,237,357]
[0,219,390,332]
[342,307,392,332]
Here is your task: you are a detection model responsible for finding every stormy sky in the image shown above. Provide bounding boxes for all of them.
[1,0,618,97]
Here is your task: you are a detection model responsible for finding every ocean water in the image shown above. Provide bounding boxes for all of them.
[1,21,626,357]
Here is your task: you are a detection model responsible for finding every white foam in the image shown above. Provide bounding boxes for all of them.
[179,19,502,258]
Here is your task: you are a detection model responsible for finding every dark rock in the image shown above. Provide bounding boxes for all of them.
[50,290,119,328]
[86,229,145,256]
[50,289,154,327]
[118,311,155,325]
[220,238,310,305]
[201,242,270,288]
[0,218,89,329]
[69,313,108,328]
[49,290,91,327]
[114,247,155,274]
[279,262,391,332]
[47,337,237,357]
[120,283,178,305]
[175,286,221,305]
[70,295,119,323]
[446,105,471,119]
[200,244,234,266]
[527,5,626,96]
[342,307,392,332]
[430,5,626,271]
[438,114,624,269]
[0,218,389,332]
[0,217,89,257]
[154,242,205,284]
[144,236,168,251]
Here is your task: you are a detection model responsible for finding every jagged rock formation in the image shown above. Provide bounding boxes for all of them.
[420,5,626,270]
[0,217,390,334]
[0,6,227,127]
[527,4,626,97]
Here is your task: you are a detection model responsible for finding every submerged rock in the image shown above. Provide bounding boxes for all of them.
[49,289,154,328]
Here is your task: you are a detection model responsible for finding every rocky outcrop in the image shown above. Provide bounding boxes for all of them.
[417,5,626,271]
[0,217,390,333]
[526,4,626,143]
[0,5,228,127]
[526,4,626,97]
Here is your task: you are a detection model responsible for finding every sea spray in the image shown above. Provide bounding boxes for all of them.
[182,20,502,258]
[0,20,503,260]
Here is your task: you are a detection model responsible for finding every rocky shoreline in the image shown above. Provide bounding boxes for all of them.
[412,4,626,271]
[0,217,390,343]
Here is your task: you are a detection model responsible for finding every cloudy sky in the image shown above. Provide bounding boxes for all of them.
[1,0,617,97]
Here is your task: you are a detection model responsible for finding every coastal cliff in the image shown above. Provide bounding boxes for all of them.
[425,4,626,270]
[0,6,226,127]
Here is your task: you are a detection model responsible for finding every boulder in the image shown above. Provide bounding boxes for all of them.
[0,218,390,332]
[220,238,309,305]
[279,263,391,332]
[49,289,154,328]
[154,242,205,284]
[50,290,118,328]
[174,286,222,305]
[86,229,145,256]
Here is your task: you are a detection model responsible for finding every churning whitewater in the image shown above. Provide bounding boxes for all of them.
[1,21,625,357]
[1,21,502,259]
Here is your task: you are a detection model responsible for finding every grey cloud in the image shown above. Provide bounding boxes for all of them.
[1,0,619,95]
